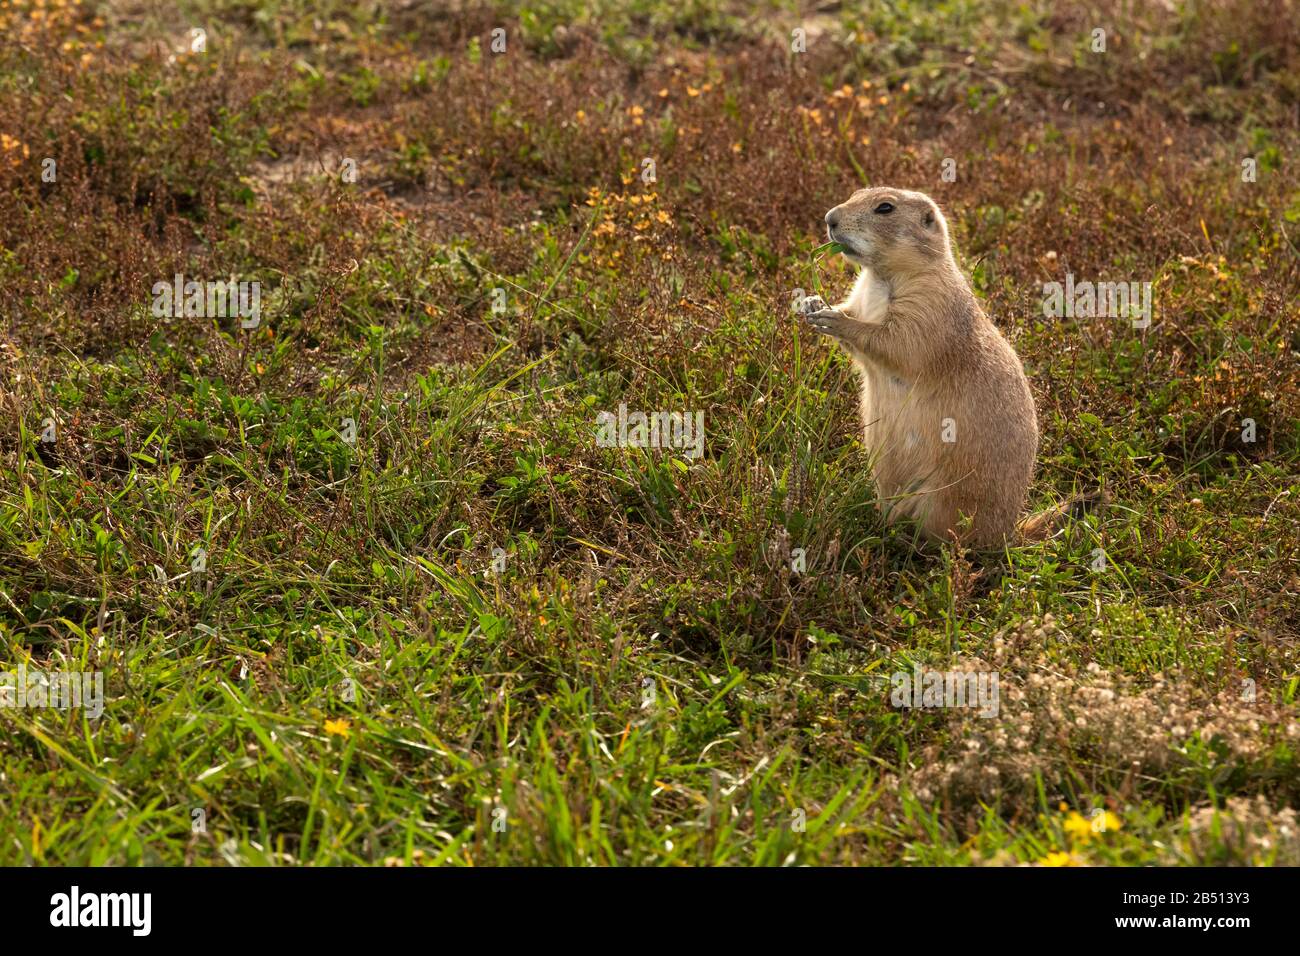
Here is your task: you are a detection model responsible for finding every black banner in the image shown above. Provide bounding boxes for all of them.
[0,866,1280,942]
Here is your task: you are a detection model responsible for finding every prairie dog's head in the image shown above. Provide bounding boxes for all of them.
[824,187,952,278]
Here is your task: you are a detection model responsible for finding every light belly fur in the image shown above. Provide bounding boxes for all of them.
[853,358,941,521]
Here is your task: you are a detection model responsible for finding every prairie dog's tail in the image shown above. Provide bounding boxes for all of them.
[1017,487,1107,542]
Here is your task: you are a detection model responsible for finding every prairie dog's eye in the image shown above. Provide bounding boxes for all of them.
[874,201,895,214]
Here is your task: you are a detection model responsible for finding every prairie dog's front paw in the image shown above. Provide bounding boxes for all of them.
[802,307,852,338]
[793,294,828,316]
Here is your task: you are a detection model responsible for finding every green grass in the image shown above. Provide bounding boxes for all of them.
[0,0,1297,866]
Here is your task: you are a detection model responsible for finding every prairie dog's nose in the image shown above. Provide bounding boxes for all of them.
[825,207,842,229]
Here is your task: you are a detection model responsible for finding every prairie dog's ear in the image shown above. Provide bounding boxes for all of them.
[922,209,936,228]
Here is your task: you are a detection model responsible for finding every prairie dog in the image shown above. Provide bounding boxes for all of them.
[796,186,1039,547]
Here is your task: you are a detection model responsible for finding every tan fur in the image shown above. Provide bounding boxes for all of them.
[798,187,1039,548]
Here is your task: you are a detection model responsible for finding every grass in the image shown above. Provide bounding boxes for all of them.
[0,0,1297,866]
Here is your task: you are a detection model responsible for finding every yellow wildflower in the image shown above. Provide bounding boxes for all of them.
[1040,851,1080,867]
